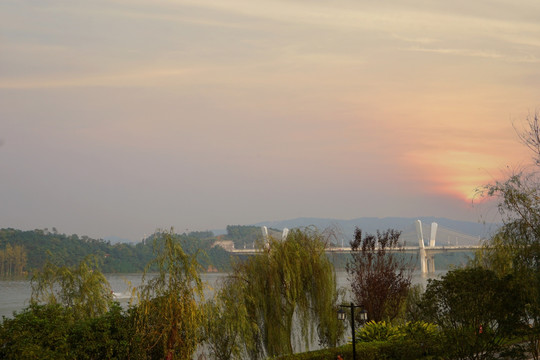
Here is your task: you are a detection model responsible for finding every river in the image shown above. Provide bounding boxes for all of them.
[0,270,446,320]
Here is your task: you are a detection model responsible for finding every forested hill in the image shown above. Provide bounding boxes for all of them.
[0,223,475,277]
[0,228,243,277]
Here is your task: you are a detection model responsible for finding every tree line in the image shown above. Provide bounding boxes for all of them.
[0,224,471,279]
[0,244,27,278]
[0,227,252,276]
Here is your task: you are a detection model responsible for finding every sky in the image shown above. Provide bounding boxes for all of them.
[1,0,539,240]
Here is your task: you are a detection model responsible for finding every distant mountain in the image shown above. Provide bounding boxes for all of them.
[252,217,501,247]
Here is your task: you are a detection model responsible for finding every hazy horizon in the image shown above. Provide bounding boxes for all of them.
[1,1,538,240]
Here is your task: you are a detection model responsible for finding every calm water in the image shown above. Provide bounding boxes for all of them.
[0,271,445,320]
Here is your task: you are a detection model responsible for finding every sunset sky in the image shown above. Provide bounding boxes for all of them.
[1,0,539,240]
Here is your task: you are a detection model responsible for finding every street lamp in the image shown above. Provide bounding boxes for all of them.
[359,308,367,322]
[338,303,367,360]
[337,308,346,321]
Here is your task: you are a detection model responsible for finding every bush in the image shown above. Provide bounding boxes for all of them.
[356,320,438,343]
[0,304,74,359]
[276,339,443,360]
[0,303,144,360]
[419,267,523,360]
[68,303,142,359]
[398,321,438,341]
[277,321,443,360]
[356,320,400,342]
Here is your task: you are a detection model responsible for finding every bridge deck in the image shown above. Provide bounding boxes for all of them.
[229,245,482,255]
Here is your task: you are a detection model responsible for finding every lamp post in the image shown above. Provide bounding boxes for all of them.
[338,303,367,360]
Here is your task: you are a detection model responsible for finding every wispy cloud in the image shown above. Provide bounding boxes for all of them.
[0,68,202,89]
[403,46,540,63]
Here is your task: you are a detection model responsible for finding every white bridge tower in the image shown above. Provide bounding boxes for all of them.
[415,220,438,275]
[261,226,289,247]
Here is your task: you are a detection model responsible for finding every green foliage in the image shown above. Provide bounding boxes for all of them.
[30,256,113,319]
[204,266,264,359]
[176,233,233,272]
[355,320,438,346]
[0,227,233,275]
[276,339,443,360]
[400,283,425,323]
[0,243,27,278]
[356,320,400,342]
[2,231,209,360]
[202,280,254,360]
[135,229,205,360]
[473,232,516,278]
[419,267,524,360]
[398,321,438,342]
[225,225,263,249]
[0,228,114,272]
[0,303,143,360]
[0,304,74,359]
[68,303,142,360]
[473,114,540,359]
[213,227,343,358]
[474,171,540,286]
[184,230,214,239]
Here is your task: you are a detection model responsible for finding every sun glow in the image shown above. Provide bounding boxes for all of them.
[406,149,505,202]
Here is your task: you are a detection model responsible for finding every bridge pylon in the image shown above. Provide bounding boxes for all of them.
[260,226,289,248]
[416,220,437,275]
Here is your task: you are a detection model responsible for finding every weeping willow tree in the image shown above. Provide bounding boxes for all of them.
[135,229,204,360]
[202,275,259,360]
[209,227,343,359]
[30,255,112,319]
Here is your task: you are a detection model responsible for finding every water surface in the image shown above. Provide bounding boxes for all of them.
[0,270,445,320]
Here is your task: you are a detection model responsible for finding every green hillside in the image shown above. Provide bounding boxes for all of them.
[0,228,236,277]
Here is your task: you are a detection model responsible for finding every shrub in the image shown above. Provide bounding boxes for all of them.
[0,303,144,360]
[0,304,74,359]
[68,303,142,359]
[398,321,438,341]
[276,338,443,360]
[356,320,400,342]
[356,320,438,343]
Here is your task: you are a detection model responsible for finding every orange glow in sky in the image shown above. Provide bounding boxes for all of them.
[1,0,539,239]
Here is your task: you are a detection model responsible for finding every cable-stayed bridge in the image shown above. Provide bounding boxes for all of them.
[227,221,483,275]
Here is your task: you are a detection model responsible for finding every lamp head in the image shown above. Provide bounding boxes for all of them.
[337,308,346,321]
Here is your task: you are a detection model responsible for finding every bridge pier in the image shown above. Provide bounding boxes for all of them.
[420,248,427,274]
[419,249,437,274]
[428,254,435,274]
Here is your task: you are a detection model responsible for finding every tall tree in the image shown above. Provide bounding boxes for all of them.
[211,227,343,359]
[30,256,112,319]
[202,276,256,360]
[420,267,524,360]
[474,112,540,359]
[0,244,27,278]
[134,229,204,360]
[346,228,414,322]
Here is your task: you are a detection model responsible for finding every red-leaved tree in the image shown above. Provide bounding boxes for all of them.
[346,228,414,322]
